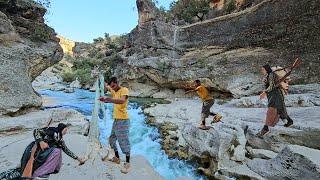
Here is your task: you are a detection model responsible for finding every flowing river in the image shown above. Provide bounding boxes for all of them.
[38,89,200,180]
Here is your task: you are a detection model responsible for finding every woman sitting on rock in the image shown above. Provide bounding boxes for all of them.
[0,123,86,179]
[257,64,294,137]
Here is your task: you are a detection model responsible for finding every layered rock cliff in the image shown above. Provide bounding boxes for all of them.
[112,0,320,98]
[57,35,75,56]
[0,0,63,115]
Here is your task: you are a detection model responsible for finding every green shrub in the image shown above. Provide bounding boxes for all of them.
[31,24,51,42]
[169,0,210,23]
[224,0,236,14]
[156,61,169,73]
[74,69,94,85]
[197,58,206,68]
[60,71,75,82]
[93,37,104,43]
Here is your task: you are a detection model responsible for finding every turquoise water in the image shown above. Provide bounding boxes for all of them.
[38,89,199,180]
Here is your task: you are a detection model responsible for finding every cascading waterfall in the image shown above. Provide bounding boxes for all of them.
[173,28,178,48]
[150,26,154,45]
[171,27,179,58]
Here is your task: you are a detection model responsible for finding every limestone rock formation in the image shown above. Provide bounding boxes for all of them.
[112,0,320,98]
[136,0,160,27]
[144,85,320,178]
[0,0,63,115]
[32,67,63,88]
[57,35,75,56]
[247,145,320,179]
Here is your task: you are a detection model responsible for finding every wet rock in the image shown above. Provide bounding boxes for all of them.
[247,145,320,179]
[64,87,75,93]
[89,86,96,92]
[50,85,66,91]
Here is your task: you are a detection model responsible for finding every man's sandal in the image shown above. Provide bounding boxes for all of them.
[107,157,120,164]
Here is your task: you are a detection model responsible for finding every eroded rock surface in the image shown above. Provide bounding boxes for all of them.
[111,0,320,98]
[144,86,320,179]
[0,0,63,115]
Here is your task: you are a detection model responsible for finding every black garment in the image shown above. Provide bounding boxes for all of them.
[263,64,273,74]
[0,168,21,180]
[264,72,289,119]
[33,127,78,160]
[126,155,130,163]
[1,126,77,180]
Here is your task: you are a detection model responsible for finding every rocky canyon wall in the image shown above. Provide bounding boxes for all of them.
[0,0,63,115]
[112,0,320,98]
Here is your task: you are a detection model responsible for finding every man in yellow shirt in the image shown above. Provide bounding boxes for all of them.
[186,80,222,130]
[99,77,131,174]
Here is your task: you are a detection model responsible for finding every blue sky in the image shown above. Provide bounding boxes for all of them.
[46,0,174,43]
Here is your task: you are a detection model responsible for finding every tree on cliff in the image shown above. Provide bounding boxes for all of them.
[169,0,210,22]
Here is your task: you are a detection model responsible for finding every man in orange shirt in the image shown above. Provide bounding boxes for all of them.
[186,80,222,129]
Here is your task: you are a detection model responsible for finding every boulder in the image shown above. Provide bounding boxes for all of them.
[64,87,75,93]
[216,164,264,180]
[89,86,96,92]
[246,125,320,152]
[50,85,66,91]
[0,108,88,136]
[32,67,62,88]
[247,145,320,179]
[70,79,81,88]
[250,149,278,160]
[181,124,244,173]
[0,0,63,115]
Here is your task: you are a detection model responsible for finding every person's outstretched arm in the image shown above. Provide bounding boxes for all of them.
[100,88,128,104]
[60,140,85,165]
[185,89,197,94]
[100,95,127,104]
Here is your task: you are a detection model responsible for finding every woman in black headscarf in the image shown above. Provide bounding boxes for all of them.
[0,123,85,179]
[257,64,294,137]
